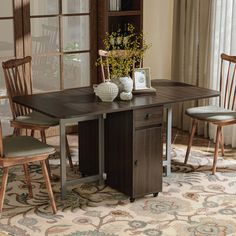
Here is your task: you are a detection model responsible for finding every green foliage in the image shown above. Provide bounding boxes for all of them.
[97,24,150,79]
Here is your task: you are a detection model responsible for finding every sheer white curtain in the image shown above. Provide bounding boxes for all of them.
[171,0,212,134]
[209,0,236,147]
[172,0,236,147]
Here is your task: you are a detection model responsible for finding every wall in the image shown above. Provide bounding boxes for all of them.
[143,0,174,80]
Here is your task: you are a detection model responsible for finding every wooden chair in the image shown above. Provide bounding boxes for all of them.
[2,56,73,170]
[184,53,236,174]
[0,120,57,213]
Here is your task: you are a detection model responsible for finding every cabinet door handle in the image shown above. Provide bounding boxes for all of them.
[145,113,152,119]
[134,160,138,166]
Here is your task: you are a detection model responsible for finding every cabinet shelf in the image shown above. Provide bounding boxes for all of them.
[108,10,141,17]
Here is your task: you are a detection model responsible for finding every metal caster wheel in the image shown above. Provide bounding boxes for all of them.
[153,192,159,197]
[130,197,135,203]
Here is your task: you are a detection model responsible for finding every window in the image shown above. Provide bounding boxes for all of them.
[30,0,97,92]
[0,0,98,134]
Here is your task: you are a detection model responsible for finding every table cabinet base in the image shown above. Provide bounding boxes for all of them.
[79,107,163,199]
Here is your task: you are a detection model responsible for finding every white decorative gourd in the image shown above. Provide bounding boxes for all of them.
[94,81,118,102]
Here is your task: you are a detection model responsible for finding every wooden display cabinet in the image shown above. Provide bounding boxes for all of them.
[98,0,143,51]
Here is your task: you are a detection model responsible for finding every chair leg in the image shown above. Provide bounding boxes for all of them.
[220,129,225,156]
[213,126,221,174]
[184,119,198,164]
[23,164,33,198]
[40,130,53,178]
[40,160,57,214]
[66,137,73,170]
[41,130,74,170]
[13,128,20,136]
[0,167,9,213]
[40,130,46,143]
[31,130,35,137]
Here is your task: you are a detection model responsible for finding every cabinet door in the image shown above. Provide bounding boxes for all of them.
[133,126,162,197]
[105,111,133,196]
[79,120,99,176]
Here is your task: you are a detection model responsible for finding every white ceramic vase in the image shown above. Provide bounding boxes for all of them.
[112,76,133,100]
[119,76,133,93]
[94,81,118,102]
[120,91,133,100]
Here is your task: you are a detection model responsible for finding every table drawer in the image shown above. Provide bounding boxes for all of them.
[134,106,163,128]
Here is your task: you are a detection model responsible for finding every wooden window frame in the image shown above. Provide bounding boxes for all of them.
[16,0,98,87]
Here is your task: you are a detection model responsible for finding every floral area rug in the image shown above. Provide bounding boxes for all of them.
[1,147,236,236]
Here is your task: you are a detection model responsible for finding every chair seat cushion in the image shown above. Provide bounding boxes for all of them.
[186,105,236,122]
[15,111,59,126]
[3,136,55,157]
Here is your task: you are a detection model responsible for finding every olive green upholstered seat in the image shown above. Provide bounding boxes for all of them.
[15,111,59,126]
[3,136,55,157]
[186,105,236,123]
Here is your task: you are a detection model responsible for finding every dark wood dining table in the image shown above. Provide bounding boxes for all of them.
[13,79,220,197]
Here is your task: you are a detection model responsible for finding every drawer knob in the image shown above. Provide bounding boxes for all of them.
[145,113,152,119]
[134,160,138,166]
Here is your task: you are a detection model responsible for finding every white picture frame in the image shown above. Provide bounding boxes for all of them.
[133,67,151,90]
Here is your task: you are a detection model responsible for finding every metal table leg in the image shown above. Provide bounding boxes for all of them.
[164,105,172,176]
[60,119,67,198]
[98,115,105,185]
[59,115,103,198]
